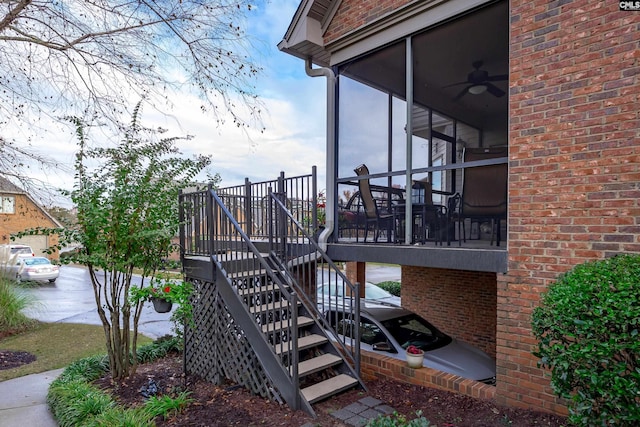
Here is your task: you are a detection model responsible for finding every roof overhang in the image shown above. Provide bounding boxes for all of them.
[279,0,495,68]
[277,0,339,67]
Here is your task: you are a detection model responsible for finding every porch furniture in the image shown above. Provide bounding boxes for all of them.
[354,164,397,243]
[393,193,447,245]
[411,178,448,245]
[453,147,508,246]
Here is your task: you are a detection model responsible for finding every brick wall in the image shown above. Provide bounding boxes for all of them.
[402,266,497,359]
[502,0,640,414]
[360,350,496,401]
[324,0,413,43]
[0,194,60,258]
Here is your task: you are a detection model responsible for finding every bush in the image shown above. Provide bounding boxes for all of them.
[377,281,401,297]
[366,411,430,427]
[532,254,640,426]
[48,336,186,427]
[0,276,36,331]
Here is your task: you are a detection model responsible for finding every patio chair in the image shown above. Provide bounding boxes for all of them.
[454,147,507,246]
[354,164,396,243]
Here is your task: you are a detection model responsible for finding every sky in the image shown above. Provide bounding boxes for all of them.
[12,1,327,208]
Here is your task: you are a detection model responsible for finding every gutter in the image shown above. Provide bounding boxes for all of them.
[305,58,335,252]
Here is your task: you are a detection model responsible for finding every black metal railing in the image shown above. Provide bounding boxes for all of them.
[215,167,318,240]
[267,191,361,375]
[180,186,303,411]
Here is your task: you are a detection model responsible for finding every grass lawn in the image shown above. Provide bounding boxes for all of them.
[0,322,153,381]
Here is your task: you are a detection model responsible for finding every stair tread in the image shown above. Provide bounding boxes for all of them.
[301,374,359,404]
[275,334,327,354]
[228,269,267,279]
[249,299,298,314]
[296,353,343,377]
[238,283,282,296]
[262,316,314,333]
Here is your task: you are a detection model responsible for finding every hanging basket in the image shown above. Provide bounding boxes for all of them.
[151,297,173,313]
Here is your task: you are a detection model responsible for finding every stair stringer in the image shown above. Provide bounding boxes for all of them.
[214,258,314,415]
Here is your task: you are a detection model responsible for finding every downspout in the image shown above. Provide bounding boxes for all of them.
[305,58,336,252]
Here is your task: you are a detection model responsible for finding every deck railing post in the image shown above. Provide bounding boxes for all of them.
[207,183,214,255]
[291,291,300,410]
[244,178,252,237]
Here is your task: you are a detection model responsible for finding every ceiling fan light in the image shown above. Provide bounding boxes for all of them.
[468,84,488,95]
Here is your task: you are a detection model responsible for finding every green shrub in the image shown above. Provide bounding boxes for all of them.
[366,411,430,427]
[0,276,36,331]
[136,334,182,363]
[377,281,401,297]
[84,407,154,427]
[48,337,185,426]
[532,254,640,426]
[145,391,193,419]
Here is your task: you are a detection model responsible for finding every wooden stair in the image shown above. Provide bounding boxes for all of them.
[234,263,362,410]
[302,374,360,404]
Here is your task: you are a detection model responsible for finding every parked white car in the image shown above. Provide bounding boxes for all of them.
[9,244,35,258]
[6,256,60,283]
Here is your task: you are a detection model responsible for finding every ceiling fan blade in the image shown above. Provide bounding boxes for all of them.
[442,81,469,88]
[485,83,505,97]
[486,74,508,82]
[453,86,470,101]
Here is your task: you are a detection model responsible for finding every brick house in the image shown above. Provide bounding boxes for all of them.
[0,176,62,259]
[275,0,640,416]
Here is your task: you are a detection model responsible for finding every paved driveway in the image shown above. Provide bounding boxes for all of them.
[21,265,174,339]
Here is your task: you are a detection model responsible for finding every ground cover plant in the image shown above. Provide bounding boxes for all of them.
[532,254,640,426]
[47,336,185,427]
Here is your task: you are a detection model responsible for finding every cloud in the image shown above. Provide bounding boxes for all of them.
[3,0,329,207]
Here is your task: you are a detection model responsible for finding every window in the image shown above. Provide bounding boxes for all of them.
[0,196,15,214]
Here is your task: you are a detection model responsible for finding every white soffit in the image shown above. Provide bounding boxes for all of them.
[327,0,492,66]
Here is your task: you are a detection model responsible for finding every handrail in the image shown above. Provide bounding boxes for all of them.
[267,191,361,376]
[180,186,303,411]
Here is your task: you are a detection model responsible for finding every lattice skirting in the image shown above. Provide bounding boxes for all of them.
[184,278,282,402]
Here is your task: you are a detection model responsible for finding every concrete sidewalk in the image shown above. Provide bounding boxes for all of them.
[0,368,62,427]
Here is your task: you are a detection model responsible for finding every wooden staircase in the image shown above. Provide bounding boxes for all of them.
[230,258,361,408]
[179,182,364,417]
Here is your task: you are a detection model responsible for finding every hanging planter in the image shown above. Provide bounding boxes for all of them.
[406,345,424,368]
[151,297,173,313]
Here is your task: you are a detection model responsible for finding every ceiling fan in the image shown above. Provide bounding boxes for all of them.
[444,61,508,101]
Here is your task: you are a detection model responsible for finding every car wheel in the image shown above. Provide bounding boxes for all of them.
[15,274,21,283]
[49,278,56,283]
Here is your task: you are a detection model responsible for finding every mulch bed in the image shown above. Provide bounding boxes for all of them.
[91,354,567,427]
[0,350,37,370]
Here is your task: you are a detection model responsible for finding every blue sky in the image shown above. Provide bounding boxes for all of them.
[21,0,327,206]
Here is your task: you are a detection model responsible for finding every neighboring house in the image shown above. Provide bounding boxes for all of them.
[274,0,640,416]
[0,176,62,259]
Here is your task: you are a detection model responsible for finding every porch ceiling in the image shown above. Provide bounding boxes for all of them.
[339,1,508,128]
[279,0,508,128]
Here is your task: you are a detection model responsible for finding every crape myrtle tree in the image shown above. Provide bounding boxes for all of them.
[0,0,263,188]
[21,103,210,380]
